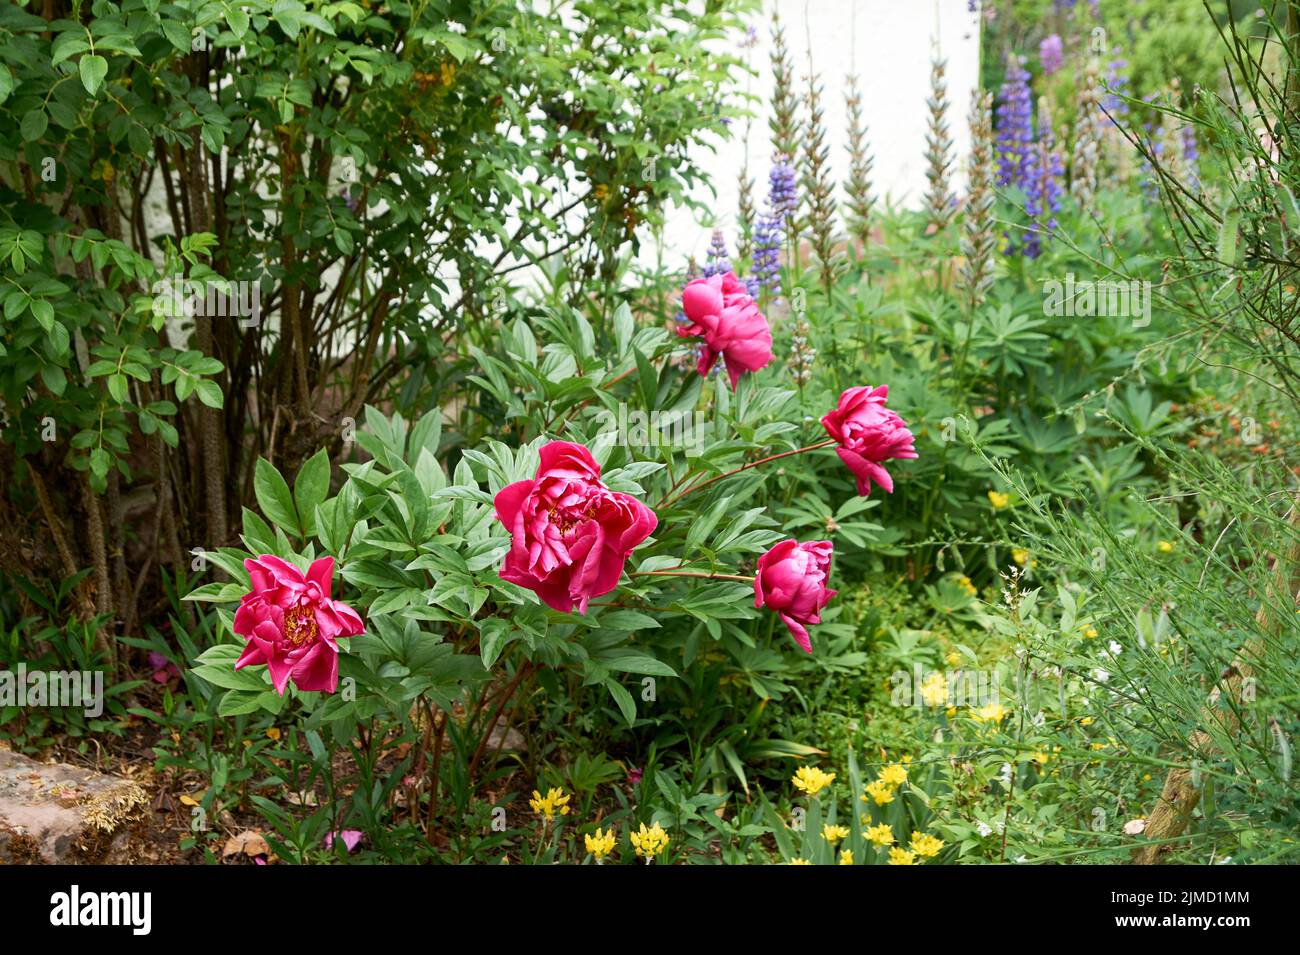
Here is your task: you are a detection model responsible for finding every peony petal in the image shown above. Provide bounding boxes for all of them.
[494,480,534,528]
[291,641,339,694]
[780,613,814,653]
[306,556,335,600]
[682,277,724,321]
[267,655,295,696]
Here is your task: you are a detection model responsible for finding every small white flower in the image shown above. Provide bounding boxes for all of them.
[1123,818,1147,835]
[1014,854,1027,864]
[1092,668,1110,683]
[1108,640,1123,656]
[976,821,993,837]
[445,20,467,34]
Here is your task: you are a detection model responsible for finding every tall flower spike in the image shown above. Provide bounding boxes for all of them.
[737,161,756,260]
[752,155,797,296]
[787,307,816,388]
[802,63,839,293]
[1070,56,1103,213]
[1039,34,1063,76]
[995,54,1034,194]
[703,228,732,277]
[924,48,957,231]
[1023,96,1065,259]
[959,90,996,310]
[769,9,801,179]
[843,74,875,249]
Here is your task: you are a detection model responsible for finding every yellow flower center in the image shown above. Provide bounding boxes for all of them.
[284,605,319,648]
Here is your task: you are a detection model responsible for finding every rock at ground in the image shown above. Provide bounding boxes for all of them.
[0,748,149,864]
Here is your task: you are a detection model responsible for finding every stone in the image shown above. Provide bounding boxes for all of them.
[0,748,149,864]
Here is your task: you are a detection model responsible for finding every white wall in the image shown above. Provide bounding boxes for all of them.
[651,0,982,267]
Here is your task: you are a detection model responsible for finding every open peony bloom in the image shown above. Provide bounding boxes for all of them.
[821,384,918,496]
[754,539,837,653]
[676,271,774,390]
[494,440,657,614]
[233,555,365,695]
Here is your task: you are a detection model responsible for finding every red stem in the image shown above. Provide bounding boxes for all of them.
[659,438,837,508]
[631,569,756,583]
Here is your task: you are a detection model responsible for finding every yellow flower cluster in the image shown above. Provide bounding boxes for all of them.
[584,827,616,861]
[838,849,854,865]
[865,823,895,847]
[862,779,896,805]
[879,762,909,786]
[861,758,910,807]
[955,575,977,597]
[909,831,945,858]
[971,701,1008,724]
[630,821,670,861]
[822,824,850,844]
[888,847,916,865]
[988,490,1010,509]
[920,671,947,707]
[791,765,836,797]
[529,787,571,821]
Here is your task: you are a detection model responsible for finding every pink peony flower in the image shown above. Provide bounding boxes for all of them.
[821,385,918,496]
[754,539,837,653]
[233,555,365,695]
[494,441,657,614]
[676,271,774,390]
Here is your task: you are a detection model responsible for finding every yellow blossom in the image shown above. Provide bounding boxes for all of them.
[888,847,917,866]
[921,671,949,706]
[909,832,945,858]
[1011,547,1030,566]
[584,827,616,860]
[1157,539,1174,553]
[1079,716,1094,726]
[988,490,1010,509]
[789,858,812,865]
[822,824,850,844]
[945,650,963,667]
[878,762,909,787]
[529,787,571,821]
[838,849,854,866]
[865,823,895,847]
[629,821,670,861]
[791,765,836,797]
[1082,626,1098,639]
[862,779,896,805]
[972,701,1008,724]
[955,575,976,597]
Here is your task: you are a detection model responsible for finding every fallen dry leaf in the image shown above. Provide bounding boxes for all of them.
[223,830,271,859]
